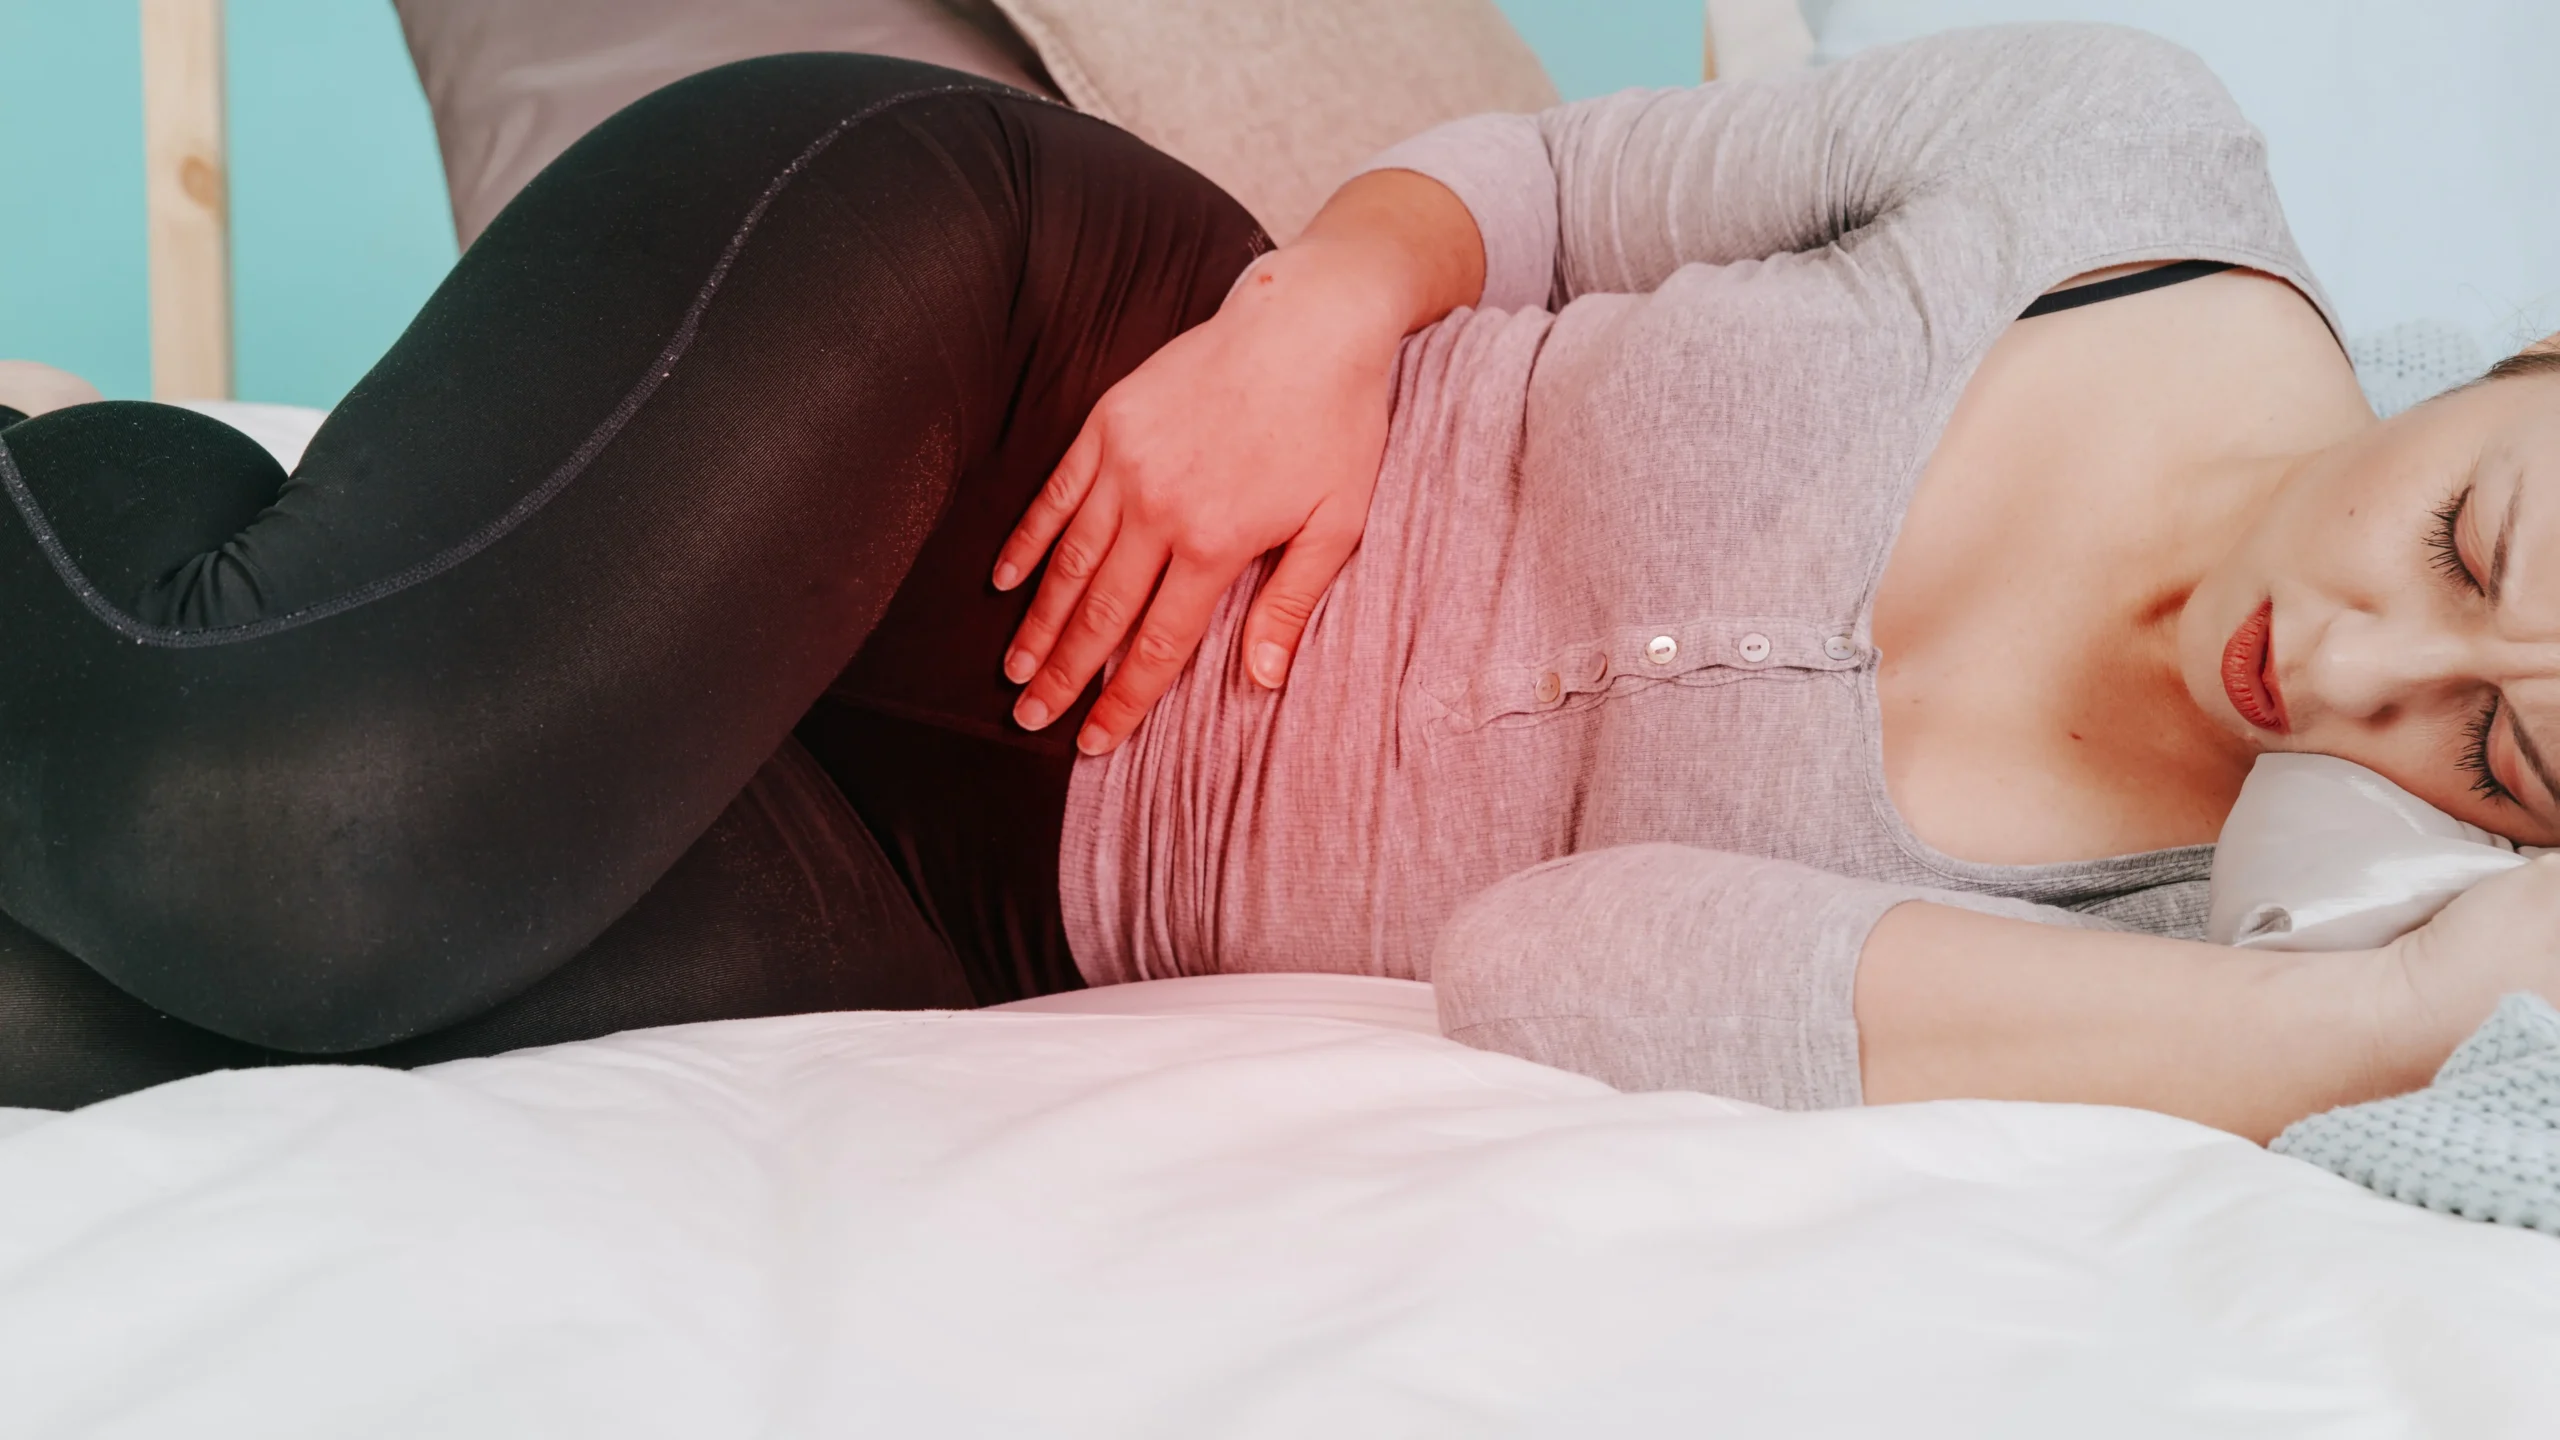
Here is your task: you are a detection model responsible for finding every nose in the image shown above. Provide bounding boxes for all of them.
[2300,607,2478,722]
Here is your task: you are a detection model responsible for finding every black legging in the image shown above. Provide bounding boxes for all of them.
[0,56,1266,1108]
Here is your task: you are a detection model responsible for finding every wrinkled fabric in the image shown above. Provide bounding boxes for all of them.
[1066,25,2338,1109]
[4,999,2556,1435]
[0,55,1261,1092]
[2275,993,2560,1235]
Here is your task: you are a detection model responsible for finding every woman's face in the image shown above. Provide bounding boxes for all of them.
[2182,360,2560,844]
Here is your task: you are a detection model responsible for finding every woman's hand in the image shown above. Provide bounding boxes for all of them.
[2368,853,2560,1079]
[992,170,1486,755]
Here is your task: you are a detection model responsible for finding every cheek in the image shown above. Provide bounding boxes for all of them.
[2324,722,2560,847]
[2261,459,2413,608]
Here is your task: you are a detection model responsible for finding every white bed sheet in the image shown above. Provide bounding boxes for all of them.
[3,979,2555,1438]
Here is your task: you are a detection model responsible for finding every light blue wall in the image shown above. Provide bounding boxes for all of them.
[1499,0,1705,99]
[0,0,454,407]
[0,1,1701,408]
[0,3,149,400]
[227,1,457,409]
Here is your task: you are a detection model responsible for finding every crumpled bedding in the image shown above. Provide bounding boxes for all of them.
[3,982,2555,1438]
[2275,992,2560,1234]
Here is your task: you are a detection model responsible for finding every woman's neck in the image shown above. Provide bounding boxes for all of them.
[2082,442,2332,818]
[1874,265,2374,863]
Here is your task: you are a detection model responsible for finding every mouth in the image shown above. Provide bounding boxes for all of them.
[2220,599,2289,734]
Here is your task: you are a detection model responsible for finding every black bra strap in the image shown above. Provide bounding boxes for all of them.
[2019,259,2235,319]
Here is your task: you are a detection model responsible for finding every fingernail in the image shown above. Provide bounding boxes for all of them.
[992,562,1020,591]
[1252,641,1289,687]
[1004,649,1035,683]
[1015,697,1050,730]
[1077,724,1108,755]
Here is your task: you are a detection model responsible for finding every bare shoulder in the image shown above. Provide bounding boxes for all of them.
[1875,261,2363,865]
[2022,262,2363,451]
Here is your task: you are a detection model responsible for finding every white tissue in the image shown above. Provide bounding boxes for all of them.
[2208,753,2532,951]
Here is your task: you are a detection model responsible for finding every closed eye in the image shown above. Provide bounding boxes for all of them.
[2427,485,2483,595]
[2459,694,2516,807]
[2426,484,2521,807]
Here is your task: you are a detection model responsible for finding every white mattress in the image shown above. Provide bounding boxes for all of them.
[3,976,2554,1437]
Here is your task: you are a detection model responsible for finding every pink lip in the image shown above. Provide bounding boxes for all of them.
[2220,599,2289,733]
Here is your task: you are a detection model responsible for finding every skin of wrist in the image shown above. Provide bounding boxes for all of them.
[1226,236,1449,345]
[2347,936,2472,1101]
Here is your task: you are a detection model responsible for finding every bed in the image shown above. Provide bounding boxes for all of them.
[39,3,2560,1433]
[7,976,2559,1436]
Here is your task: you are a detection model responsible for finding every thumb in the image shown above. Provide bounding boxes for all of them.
[1242,514,1358,689]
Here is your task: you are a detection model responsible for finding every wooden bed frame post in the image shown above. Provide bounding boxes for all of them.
[140,0,232,401]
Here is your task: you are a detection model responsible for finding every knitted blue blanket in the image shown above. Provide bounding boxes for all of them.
[2272,994,2560,1235]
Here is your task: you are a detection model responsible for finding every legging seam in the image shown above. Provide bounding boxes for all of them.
[0,82,1018,651]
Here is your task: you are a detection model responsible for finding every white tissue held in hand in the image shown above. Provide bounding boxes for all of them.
[2208,752,2547,951]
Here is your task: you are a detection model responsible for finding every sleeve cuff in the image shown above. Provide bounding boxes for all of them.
[1354,113,1560,313]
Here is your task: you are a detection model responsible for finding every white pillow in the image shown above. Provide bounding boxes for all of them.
[2208,753,2533,952]
[1802,0,2560,377]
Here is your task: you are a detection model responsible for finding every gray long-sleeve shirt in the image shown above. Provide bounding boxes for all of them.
[1058,24,2337,1109]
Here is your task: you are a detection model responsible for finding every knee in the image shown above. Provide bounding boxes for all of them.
[0,402,284,624]
[4,747,619,1055]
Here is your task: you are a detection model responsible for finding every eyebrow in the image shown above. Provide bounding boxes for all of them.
[2484,469,2557,807]
[2508,704,2560,815]
[2489,471,2524,603]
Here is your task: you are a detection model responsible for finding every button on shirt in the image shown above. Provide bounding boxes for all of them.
[1063,26,2328,1111]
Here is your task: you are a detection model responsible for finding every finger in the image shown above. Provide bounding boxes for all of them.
[1013,529,1170,734]
[1238,507,1361,689]
[993,423,1104,592]
[1074,556,1239,754]
[1003,489,1120,687]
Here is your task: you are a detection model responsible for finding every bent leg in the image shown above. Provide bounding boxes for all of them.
[0,55,1261,1053]
[0,737,966,1109]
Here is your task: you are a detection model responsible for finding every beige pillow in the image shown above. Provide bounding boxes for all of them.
[0,360,105,420]
[989,0,1557,240]
[394,0,1059,246]
[1704,0,1817,80]
[399,0,1557,248]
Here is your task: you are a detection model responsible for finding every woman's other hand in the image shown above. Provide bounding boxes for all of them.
[2370,853,2560,1079]
[992,170,1486,755]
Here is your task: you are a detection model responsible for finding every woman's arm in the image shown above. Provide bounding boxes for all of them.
[1855,904,2409,1144]
[1363,25,2254,310]
[1434,845,2560,1143]
[990,168,1486,754]
[1860,851,2560,1143]
[1256,169,1487,340]
[993,28,2261,753]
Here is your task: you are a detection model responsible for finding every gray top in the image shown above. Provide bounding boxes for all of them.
[1059,24,2338,1109]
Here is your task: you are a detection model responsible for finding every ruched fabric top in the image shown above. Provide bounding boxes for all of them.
[1059,24,2340,1109]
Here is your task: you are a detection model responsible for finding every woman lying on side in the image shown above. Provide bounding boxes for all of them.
[4,25,2556,1134]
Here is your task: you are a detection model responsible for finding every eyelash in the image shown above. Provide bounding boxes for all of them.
[2427,488,2484,595]
[2429,486,2514,805]
[2461,696,2514,806]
